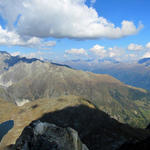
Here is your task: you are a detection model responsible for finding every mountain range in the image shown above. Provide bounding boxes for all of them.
[1,51,150,149]
[0,51,150,128]
[62,58,150,90]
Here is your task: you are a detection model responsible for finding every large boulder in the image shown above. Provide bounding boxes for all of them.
[6,121,88,150]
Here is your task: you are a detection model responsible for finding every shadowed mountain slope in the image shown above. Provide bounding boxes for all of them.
[0,96,150,150]
[117,137,150,150]
[6,121,89,150]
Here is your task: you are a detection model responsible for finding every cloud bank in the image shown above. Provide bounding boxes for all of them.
[128,43,144,51]
[0,0,143,40]
[65,42,150,61]
[90,44,125,60]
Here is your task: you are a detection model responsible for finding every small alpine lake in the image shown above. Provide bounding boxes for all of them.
[0,120,14,142]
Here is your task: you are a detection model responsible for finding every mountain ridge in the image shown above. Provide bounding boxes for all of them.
[0,52,150,128]
[62,59,150,90]
[1,96,150,150]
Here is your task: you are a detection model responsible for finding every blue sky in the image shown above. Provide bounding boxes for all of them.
[0,0,150,62]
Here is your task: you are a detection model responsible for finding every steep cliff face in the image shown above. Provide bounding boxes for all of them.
[6,121,88,150]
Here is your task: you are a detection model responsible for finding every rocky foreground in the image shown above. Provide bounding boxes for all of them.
[5,121,88,150]
[1,96,150,150]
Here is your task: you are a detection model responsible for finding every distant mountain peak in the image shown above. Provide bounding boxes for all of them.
[0,51,44,72]
[0,51,11,57]
[138,57,150,64]
[4,56,43,67]
[0,51,10,55]
[138,58,150,67]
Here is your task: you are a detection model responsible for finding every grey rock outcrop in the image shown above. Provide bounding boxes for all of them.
[7,121,88,150]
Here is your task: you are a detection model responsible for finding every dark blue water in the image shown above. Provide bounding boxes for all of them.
[0,120,14,142]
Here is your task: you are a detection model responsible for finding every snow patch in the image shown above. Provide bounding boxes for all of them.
[15,99,30,106]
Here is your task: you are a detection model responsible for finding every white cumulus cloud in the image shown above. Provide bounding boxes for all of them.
[65,48,88,56]
[0,0,143,40]
[0,26,56,48]
[146,42,150,49]
[90,44,135,61]
[90,44,106,58]
[142,42,150,58]
[143,52,150,58]
[128,43,144,51]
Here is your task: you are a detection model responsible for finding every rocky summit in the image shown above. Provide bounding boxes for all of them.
[1,96,150,150]
[5,121,88,150]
